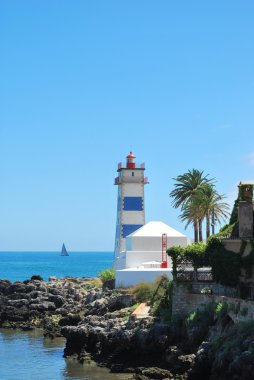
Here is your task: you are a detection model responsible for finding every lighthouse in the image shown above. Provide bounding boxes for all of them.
[114,152,148,267]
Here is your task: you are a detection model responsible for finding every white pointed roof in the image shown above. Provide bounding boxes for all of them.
[128,221,186,238]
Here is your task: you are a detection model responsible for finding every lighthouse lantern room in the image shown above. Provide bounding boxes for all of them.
[114,151,148,267]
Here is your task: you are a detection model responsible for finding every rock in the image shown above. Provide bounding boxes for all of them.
[29,302,56,312]
[48,294,65,308]
[47,287,63,296]
[0,280,11,294]
[140,367,173,379]
[7,299,29,307]
[49,276,57,282]
[6,282,27,295]
[7,292,29,300]
[59,313,82,326]
[102,279,115,290]
[31,275,44,281]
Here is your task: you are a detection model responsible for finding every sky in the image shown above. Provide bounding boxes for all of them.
[0,1,254,251]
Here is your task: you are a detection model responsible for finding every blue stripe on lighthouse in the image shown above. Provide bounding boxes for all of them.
[122,224,143,238]
[123,197,143,211]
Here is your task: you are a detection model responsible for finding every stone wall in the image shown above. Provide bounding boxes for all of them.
[192,281,238,297]
[172,282,254,323]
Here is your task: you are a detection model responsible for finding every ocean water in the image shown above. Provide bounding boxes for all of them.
[0,251,129,380]
[0,329,129,380]
[0,251,114,282]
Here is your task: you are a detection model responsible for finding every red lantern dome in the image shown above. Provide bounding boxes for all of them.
[126,151,136,169]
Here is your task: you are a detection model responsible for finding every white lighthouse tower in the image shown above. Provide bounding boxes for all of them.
[114,152,148,268]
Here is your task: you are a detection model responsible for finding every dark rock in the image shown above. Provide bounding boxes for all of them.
[7,292,30,300]
[29,302,56,312]
[29,291,44,299]
[31,275,44,281]
[59,313,82,326]
[0,280,11,294]
[47,287,63,296]
[140,367,173,379]
[103,279,115,290]
[48,294,65,308]
[25,284,37,293]
[2,305,29,322]
[6,282,27,295]
[7,299,29,307]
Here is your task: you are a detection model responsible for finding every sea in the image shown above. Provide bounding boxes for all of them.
[0,251,129,380]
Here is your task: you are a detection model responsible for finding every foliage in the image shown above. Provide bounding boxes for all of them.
[170,169,213,209]
[169,169,230,242]
[185,302,216,328]
[98,268,115,283]
[211,321,254,361]
[132,281,156,302]
[229,198,239,225]
[168,242,209,278]
[82,278,102,290]
[214,302,228,316]
[207,236,241,286]
[241,240,254,279]
[132,276,173,321]
[169,169,215,242]
[227,303,236,314]
[238,183,254,202]
[241,306,248,316]
[217,222,237,238]
[168,234,254,287]
[151,276,173,321]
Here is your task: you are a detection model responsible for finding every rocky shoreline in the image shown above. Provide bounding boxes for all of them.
[1,276,254,380]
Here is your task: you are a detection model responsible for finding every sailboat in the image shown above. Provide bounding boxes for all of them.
[61,243,69,256]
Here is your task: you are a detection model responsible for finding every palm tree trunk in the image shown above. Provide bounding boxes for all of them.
[198,218,203,242]
[206,212,210,240]
[194,219,198,243]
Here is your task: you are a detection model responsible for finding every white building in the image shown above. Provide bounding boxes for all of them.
[115,221,189,288]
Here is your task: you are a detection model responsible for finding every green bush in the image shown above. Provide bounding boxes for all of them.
[241,306,248,316]
[132,276,173,322]
[98,268,115,283]
[132,281,155,302]
[185,302,215,328]
[151,276,173,321]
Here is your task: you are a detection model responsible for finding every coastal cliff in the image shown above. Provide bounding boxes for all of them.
[1,277,254,380]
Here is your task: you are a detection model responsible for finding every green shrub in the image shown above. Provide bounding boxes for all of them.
[228,303,236,314]
[132,281,155,302]
[151,276,173,321]
[214,301,228,317]
[185,302,215,329]
[241,306,248,316]
[98,268,115,283]
[132,276,173,322]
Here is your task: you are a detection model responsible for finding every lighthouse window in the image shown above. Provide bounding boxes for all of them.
[132,172,134,176]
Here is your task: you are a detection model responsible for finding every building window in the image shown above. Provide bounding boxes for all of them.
[132,172,134,176]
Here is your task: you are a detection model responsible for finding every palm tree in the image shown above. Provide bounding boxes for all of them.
[179,193,206,241]
[170,169,214,242]
[179,183,230,241]
[197,183,230,239]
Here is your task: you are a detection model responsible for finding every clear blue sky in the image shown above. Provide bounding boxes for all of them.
[1,1,254,250]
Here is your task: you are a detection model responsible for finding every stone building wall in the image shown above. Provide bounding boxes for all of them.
[172,282,254,323]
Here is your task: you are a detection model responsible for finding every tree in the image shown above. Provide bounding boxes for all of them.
[170,169,214,242]
[196,183,230,239]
